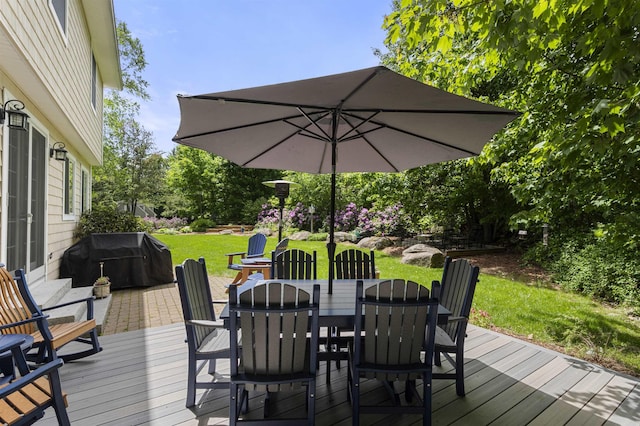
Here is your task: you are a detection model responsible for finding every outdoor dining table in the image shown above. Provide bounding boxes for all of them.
[219,278,451,329]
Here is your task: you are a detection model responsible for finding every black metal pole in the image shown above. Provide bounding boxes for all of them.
[278,196,285,243]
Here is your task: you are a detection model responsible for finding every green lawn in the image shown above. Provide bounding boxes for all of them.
[155,233,640,377]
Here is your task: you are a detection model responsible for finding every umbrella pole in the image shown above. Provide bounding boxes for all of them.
[328,169,336,294]
[328,112,340,294]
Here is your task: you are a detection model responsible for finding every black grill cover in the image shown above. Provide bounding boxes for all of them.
[60,232,173,289]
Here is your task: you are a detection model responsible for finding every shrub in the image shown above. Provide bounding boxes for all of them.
[527,234,640,308]
[307,232,329,242]
[190,218,216,233]
[74,206,147,240]
[142,216,188,231]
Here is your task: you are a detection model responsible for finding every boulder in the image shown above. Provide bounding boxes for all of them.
[288,231,311,241]
[357,236,393,250]
[331,232,357,243]
[401,244,445,268]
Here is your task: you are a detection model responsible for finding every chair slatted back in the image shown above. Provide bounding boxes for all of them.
[355,279,433,381]
[333,249,375,279]
[273,238,289,258]
[438,257,480,342]
[229,282,319,392]
[271,249,317,280]
[175,258,217,347]
[247,233,267,257]
[0,267,36,336]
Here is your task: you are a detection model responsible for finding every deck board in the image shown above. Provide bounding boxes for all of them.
[36,324,640,425]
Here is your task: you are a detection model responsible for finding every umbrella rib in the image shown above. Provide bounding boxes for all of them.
[342,108,520,116]
[297,108,333,141]
[173,111,322,142]
[188,94,334,111]
[339,111,481,156]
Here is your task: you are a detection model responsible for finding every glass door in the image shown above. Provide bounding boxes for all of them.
[6,125,46,281]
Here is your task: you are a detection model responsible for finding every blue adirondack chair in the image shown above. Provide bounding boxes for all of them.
[225,233,267,283]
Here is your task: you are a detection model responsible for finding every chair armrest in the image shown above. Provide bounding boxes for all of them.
[0,315,50,332]
[42,296,96,321]
[0,358,64,399]
[226,252,248,266]
[188,319,225,329]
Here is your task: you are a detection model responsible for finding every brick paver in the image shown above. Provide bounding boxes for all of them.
[102,276,229,335]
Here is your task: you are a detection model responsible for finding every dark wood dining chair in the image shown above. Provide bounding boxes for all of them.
[332,248,376,279]
[271,249,317,280]
[229,282,320,425]
[431,256,480,396]
[175,257,233,407]
[327,248,376,381]
[348,279,438,425]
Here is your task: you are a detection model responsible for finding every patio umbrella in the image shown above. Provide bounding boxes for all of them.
[173,66,520,293]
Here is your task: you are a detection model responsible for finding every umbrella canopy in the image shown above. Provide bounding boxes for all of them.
[173,66,520,291]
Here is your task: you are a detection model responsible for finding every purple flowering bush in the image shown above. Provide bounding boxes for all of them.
[332,203,409,237]
[255,202,409,237]
[334,202,359,231]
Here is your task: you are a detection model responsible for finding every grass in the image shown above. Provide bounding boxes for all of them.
[155,232,640,377]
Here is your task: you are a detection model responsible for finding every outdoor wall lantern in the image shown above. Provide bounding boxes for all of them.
[262,179,299,242]
[0,99,29,131]
[50,142,68,161]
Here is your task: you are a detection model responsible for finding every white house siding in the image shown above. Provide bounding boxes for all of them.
[0,0,120,281]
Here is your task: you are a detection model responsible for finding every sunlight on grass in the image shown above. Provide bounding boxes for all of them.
[155,233,640,376]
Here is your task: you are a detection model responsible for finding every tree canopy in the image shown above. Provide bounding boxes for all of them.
[381,0,640,247]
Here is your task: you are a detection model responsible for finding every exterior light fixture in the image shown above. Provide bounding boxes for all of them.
[262,179,299,242]
[0,99,29,131]
[50,142,68,161]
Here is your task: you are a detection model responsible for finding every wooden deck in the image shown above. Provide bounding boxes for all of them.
[39,324,640,425]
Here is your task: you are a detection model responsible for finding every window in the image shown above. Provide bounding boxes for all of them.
[81,168,90,213]
[51,0,66,34]
[64,156,75,216]
[91,53,97,108]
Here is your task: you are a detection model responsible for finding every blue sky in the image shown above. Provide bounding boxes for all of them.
[113,1,392,155]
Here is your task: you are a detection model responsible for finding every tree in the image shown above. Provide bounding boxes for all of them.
[166,146,280,223]
[93,21,166,214]
[382,0,640,248]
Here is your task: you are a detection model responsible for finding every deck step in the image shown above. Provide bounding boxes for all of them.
[28,279,111,335]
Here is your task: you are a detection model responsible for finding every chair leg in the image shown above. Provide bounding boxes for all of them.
[434,350,442,367]
[455,351,465,396]
[185,355,196,407]
[230,383,238,426]
[264,391,271,417]
[208,358,216,375]
[351,374,360,426]
[307,380,316,425]
[50,369,71,426]
[423,372,432,426]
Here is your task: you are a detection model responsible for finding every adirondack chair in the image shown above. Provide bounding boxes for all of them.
[226,233,268,283]
[0,266,101,363]
[229,282,320,425]
[271,249,317,280]
[348,279,438,426]
[0,335,70,425]
[271,238,289,259]
[332,248,376,280]
[175,257,233,408]
[430,257,480,396]
[327,249,377,380]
